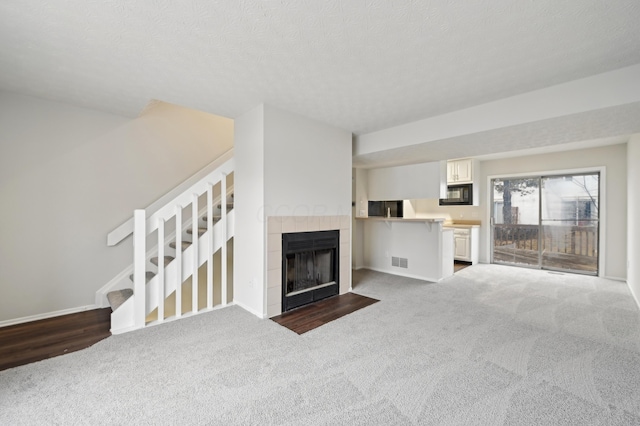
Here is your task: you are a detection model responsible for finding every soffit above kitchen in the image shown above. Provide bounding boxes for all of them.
[353,98,640,168]
[1,0,639,165]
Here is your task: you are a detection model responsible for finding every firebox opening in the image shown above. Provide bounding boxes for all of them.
[286,249,335,296]
[282,230,339,312]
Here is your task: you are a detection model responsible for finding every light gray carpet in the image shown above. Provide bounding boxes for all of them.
[2,264,640,425]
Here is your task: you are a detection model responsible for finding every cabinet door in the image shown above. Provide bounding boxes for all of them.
[454,159,473,183]
[447,162,457,184]
[447,159,473,184]
[454,235,469,260]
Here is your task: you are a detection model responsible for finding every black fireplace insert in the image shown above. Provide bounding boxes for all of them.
[282,230,339,312]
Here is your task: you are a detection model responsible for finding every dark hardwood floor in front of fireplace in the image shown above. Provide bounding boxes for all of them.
[271,292,379,334]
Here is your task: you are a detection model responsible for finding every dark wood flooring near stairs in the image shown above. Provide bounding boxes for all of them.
[271,292,379,335]
[0,308,112,372]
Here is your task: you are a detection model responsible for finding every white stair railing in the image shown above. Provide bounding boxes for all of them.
[107,153,235,334]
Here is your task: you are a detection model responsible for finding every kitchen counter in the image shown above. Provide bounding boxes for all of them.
[443,220,481,229]
[443,224,480,229]
[358,216,453,282]
[356,217,445,223]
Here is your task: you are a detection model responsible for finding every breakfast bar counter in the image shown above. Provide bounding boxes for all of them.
[356,217,454,282]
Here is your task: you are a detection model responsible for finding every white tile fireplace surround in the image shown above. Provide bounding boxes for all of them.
[266,215,351,317]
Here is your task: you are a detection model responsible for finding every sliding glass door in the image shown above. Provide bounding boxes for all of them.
[540,174,599,273]
[491,177,540,267]
[491,172,599,275]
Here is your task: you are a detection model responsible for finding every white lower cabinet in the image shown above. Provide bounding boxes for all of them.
[452,227,479,264]
[454,232,470,260]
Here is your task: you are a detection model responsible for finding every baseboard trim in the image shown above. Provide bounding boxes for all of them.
[610,277,639,311]
[362,266,440,283]
[603,275,626,282]
[0,304,99,328]
[110,324,139,335]
[629,285,640,311]
[234,300,266,319]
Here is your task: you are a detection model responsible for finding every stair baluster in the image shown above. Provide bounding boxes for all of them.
[133,210,146,328]
[175,206,183,318]
[221,173,228,305]
[157,218,165,323]
[191,193,199,313]
[207,183,214,308]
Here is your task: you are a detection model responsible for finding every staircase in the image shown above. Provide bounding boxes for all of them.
[98,151,235,334]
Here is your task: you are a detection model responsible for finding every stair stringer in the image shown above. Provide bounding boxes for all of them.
[110,295,136,334]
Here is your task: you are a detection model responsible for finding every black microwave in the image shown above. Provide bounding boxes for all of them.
[439,184,473,206]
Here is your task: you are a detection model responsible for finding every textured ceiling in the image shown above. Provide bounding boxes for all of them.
[1,0,640,159]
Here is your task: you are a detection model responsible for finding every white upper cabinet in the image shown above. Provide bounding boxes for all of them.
[447,158,474,184]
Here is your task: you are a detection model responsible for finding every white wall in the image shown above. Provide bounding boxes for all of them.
[368,161,443,200]
[0,92,234,323]
[263,105,352,217]
[354,168,369,218]
[233,104,352,317]
[628,135,640,308]
[353,168,368,268]
[233,104,266,317]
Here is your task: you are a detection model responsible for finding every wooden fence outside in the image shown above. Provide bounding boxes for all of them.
[493,224,598,273]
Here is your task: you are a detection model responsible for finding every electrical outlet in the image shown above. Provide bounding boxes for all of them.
[248,279,254,288]
[385,251,390,258]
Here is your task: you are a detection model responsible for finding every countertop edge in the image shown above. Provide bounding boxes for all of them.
[355,217,446,223]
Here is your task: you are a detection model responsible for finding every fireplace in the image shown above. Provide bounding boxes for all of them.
[282,230,339,312]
